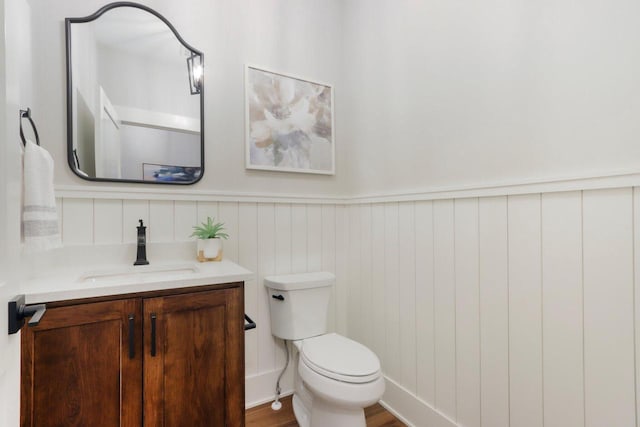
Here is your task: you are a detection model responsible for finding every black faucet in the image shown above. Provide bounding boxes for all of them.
[134,219,149,265]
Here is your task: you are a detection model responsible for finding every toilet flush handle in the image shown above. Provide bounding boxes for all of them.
[272,294,285,301]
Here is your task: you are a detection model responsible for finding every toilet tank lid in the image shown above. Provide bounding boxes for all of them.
[264,272,335,291]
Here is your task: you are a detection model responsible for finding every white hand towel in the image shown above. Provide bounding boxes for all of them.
[22,139,62,252]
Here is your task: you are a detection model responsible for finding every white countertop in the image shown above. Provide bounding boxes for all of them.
[23,259,253,304]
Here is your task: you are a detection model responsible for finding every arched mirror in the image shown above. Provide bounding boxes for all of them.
[66,2,204,184]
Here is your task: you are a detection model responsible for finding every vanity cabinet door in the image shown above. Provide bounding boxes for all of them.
[142,287,244,427]
[21,299,143,427]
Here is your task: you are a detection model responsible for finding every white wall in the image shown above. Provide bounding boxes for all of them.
[342,0,640,197]
[336,3,640,423]
[29,0,348,197]
[345,187,640,427]
[97,45,200,120]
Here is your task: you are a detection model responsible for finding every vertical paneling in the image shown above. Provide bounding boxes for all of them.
[122,200,149,243]
[433,199,456,420]
[507,194,543,427]
[415,200,435,405]
[274,204,292,275]
[321,205,337,332]
[61,198,93,245]
[306,205,322,273]
[257,203,276,373]
[479,196,509,427]
[94,199,123,245]
[348,205,362,342]
[359,205,373,350]
[196,201,218,225]
[398,202,417,393]
[454,197,480,427]
[335,205,349,335]
[370,204,386,366]
[148,200,174,242]
[219,202,239,262]
[291,204,308,273]
[273,204,291,368]
[173,201,197,242]
[239,203,259,377]
[583,188,635,426]
[384,203,401,382]
[57,186,640,420]
[541,191,584,427]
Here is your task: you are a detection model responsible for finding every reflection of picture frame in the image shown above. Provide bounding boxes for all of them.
[245,65,335,175]
[142,163,202,182]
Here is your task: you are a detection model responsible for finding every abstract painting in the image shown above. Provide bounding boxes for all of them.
[245,66,334,174]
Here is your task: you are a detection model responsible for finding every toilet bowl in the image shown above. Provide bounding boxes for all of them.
[294,333,385,427]
[264,272,385,427]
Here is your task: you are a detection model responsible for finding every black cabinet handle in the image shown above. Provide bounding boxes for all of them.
[150,313,157,357]
[272,294,285,301]
[128,314,135,359]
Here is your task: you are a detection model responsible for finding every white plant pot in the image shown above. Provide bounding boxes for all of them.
[197,238,222,260]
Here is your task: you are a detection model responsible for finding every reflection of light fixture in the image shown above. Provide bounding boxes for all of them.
[187,53,203,95]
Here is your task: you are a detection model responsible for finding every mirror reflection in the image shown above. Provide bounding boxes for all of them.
[66,3,204,184]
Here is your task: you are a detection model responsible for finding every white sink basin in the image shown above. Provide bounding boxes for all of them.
[80,263,200,285]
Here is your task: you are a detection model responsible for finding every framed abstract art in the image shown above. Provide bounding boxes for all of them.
[245,65,334,175]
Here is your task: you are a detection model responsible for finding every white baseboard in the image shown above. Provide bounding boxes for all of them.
[380,376,457,427]
[245,369,294,409]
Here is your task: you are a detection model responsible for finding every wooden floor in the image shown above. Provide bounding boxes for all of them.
[246,395,406,427]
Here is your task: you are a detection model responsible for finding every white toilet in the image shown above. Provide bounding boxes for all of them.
[264,272,385,427]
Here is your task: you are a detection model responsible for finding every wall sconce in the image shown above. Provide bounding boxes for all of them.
[187,52,203,95]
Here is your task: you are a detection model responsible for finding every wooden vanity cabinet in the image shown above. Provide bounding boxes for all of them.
[21,283,245,427]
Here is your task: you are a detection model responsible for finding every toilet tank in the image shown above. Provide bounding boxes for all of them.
[264,272,335,340]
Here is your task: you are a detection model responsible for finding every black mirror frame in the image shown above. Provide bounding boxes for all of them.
[65,1,205,185]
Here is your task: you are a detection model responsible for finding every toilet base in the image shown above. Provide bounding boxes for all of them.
[293,393,367,427]
[292,394,311,427]
[310,396,366,427]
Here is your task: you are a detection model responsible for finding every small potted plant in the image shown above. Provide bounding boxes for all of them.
[190,217,229,262]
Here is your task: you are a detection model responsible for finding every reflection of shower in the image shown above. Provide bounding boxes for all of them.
[187,53,203,95]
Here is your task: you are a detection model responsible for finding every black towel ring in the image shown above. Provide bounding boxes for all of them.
[20,108,40,146]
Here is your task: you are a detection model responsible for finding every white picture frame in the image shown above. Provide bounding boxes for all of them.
[245,65,335,175]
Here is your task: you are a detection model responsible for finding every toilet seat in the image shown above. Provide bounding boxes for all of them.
[300,333,381,384]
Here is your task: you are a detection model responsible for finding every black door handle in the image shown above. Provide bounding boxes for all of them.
[128,314,135,359]
[272,294,285,301]
[150,313,157,357]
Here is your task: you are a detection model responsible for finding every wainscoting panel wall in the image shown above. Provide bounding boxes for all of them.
[53,186,640,424]
[541,191,584,427]
[52,197,346,408]
[507,194,543,427]
[345,187,640,427]
[582,189,635,426]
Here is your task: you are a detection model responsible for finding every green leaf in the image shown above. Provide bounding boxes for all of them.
[189,217,228,239]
